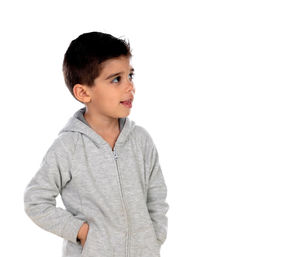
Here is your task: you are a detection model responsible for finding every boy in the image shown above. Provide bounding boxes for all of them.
[23,31,169,257]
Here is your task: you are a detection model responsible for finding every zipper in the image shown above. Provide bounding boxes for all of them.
[112,148,130,257]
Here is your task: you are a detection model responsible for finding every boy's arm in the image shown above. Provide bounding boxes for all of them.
[146,141,170,246]
[23,135,85,245]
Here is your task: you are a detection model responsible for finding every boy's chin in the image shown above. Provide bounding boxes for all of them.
[118,114,130,118]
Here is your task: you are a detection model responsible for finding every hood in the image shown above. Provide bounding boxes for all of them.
[58,107,136,148]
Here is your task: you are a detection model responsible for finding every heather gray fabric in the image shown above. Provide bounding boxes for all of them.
[23,106,169,257]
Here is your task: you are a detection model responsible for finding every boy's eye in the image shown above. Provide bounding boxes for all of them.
[129,72,135,80]
[111,73,135,84]
[112,76,121,83]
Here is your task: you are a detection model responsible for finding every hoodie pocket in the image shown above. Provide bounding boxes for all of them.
[80,223,93,257]
[131,225,161,257]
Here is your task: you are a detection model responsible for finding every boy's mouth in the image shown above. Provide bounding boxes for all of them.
[120,99,133,108]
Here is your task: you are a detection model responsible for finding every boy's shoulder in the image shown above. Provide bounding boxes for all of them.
[44,131,80,160]
[132,123,156,149]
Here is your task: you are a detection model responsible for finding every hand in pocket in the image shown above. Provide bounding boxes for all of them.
[77,222,90,247]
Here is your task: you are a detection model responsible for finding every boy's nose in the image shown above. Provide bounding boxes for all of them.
[126,81,135,95]
[130,86,136,97]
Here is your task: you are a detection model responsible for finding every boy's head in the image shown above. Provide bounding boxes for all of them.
[62,31,135,118]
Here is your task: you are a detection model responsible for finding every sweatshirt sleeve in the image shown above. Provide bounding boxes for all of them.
[23,135,86,245]
[146,140,170,246]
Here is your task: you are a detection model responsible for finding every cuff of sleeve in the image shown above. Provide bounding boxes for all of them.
[157,239,163,246]
[62,217,86,244]
[156,232,167,246]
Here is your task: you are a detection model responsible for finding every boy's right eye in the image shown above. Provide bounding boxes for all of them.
[112,76,121,83]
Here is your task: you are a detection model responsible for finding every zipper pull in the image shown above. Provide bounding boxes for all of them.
[113,149,118,160]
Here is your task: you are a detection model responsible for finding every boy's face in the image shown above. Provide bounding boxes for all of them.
[75,55,135,119]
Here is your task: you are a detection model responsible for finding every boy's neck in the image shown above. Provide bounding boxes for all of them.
[83,106,120,136]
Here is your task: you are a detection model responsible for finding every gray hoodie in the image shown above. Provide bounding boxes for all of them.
[23,107,169,257]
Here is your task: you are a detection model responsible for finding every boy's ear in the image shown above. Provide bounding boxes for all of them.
[73,84,91,103]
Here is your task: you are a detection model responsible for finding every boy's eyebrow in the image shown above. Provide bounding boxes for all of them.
[105,67,135,80]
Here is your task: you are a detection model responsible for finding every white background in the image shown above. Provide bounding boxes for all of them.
[1,0,299,256]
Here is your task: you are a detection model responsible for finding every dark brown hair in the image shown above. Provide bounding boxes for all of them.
[62,31,132,102]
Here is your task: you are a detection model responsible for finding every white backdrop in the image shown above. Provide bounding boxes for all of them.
[1,0,299,256]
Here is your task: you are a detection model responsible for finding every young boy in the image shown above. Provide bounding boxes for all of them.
[23,31,169,257]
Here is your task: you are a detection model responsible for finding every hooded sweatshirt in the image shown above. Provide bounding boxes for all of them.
[23,106,169,257]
